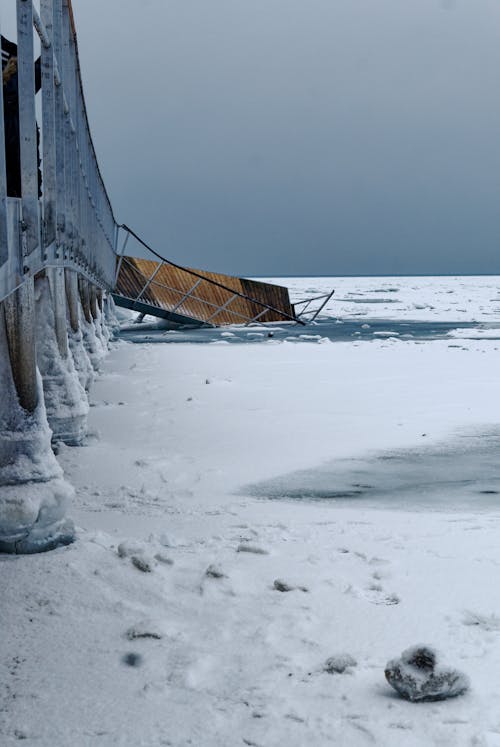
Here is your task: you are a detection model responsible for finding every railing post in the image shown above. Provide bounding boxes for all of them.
[41,0,56,253]
[52,0,66,259]
[0,19,8,274]
[17,0,40,260]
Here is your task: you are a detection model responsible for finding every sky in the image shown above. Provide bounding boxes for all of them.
[4,0,500,276]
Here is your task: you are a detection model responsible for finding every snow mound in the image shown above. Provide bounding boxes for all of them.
[117,540,148,558]
[385,645,469,702]
[323,654,357,674]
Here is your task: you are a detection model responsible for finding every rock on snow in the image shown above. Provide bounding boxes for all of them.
[385,645,469,702]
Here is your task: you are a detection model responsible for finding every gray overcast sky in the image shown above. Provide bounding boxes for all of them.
[4,1,500,275]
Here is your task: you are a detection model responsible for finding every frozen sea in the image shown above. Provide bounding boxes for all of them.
[3,275,500,746]
[121,275,500,513]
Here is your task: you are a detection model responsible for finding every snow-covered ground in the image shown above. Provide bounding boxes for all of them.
[3,275,500,746]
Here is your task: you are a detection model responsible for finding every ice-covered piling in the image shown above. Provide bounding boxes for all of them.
[79,277,107,372]
[35,274,89,445]
[0,266,113,553]
[0,291,74,554]
[66,270,94,391]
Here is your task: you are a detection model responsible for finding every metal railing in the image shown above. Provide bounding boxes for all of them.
[0,0,117,306]
[294,290,335,322]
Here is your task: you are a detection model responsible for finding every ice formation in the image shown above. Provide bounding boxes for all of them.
[0,311,74,553]
[35,277,89,445]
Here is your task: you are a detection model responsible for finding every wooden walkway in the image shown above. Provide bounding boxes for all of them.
[114,255,298,327]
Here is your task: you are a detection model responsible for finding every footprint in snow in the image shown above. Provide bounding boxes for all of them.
[237,544,269,555]
[273,579,308,593]
[462,610,500,631]
[154,552,174,566]
[125,619,165,640]
[205,564,227,579]
[199,564,235,596]
[363,584,400,606]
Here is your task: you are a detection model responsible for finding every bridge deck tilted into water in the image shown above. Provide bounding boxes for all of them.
[112,225,303,328]
[114,255,299,328]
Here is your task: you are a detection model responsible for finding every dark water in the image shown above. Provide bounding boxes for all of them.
[118,318,496,345]
[243,429,500,511]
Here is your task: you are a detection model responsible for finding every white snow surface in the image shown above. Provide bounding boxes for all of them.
[3,276,500,745]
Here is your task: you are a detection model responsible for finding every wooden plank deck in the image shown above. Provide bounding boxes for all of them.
[113,256,297,327]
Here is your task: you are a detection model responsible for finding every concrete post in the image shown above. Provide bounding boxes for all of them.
[65,267,79,334]
[89,283,98,320]
[78,276,92,324]
[3,280,38,413]
[47,267,69,358]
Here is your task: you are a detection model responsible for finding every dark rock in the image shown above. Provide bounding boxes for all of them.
[130,555,154,573]
[122,652,143,667]
[274,579,294,592]
[385,645,469,702]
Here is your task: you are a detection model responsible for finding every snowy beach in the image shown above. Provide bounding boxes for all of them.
[3,275,500,746]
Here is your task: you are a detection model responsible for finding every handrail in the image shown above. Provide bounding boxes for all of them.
[0,0,117,306]
[295,289,335,322]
